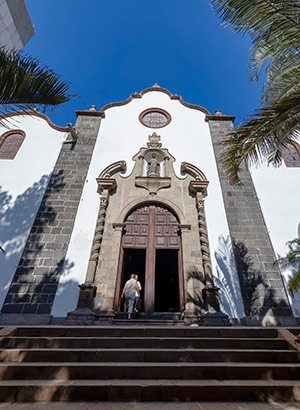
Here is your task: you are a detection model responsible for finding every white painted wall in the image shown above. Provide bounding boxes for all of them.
[251,163,300,316]
[0,115,66,309]
[52,90,244,318]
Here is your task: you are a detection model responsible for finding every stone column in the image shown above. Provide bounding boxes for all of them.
[67,179,116,321]
[207,112,293,325]
[95,223,124,312]
[179,225,194,313]
[190,181,229,325]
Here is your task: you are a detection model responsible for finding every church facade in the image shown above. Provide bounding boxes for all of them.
[0,85,299,325]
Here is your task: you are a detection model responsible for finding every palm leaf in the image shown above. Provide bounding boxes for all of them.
[209,0,300,182]
[289,269,300,296]
[209,0,300,40]
[0,48,76,126]
[276,238,300,296]
[220,92,300,184]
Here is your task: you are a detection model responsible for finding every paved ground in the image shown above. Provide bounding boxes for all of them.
[0,403,299,410]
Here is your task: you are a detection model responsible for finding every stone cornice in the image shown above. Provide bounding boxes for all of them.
[189,180,209,193]
[75,110,105,118]
[205,114,235,122]
[0,110,69,132]
[96,84,211,116]
[96,178,116,191]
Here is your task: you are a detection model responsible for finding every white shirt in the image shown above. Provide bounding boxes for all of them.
[135,281,141,297]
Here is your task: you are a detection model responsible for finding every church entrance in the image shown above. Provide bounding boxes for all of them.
[114,204,184,316]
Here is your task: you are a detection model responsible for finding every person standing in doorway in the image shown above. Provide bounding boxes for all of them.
[121,274,138,319]
[134,274,142,313]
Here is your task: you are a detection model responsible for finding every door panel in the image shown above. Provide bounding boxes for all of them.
[116,204,183,314]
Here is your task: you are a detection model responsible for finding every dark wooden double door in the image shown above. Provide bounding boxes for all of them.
[115,204,184,315]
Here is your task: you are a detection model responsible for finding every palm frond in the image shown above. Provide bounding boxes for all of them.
[209,0,300,183]
[209,0,300,39]
[220,92,300,184]
[276,238,300,296]
[289,269,300,296]
[0,48,77,125]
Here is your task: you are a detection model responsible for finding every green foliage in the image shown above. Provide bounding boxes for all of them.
[0,47,76,126]
[209,0,300,183]
[276,238,300,296]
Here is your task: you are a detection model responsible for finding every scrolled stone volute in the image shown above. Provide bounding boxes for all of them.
[180,162,208,182]
[98,160,126,179]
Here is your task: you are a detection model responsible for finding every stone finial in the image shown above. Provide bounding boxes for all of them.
[89,105,96,111]
[215,109,223,116]
[152,83,160,88]
[147,132,162,148]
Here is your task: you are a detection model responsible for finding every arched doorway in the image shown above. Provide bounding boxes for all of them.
[114,204,184,316]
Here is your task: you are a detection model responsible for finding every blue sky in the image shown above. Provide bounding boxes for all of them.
[25,0,262,127]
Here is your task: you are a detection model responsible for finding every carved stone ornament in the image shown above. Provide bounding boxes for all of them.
[135,176,171,195]
[96,160,127,191]
[181,162,208,182]
[98,160,126,179]
[147,153,160,177]
[147,132,162,148]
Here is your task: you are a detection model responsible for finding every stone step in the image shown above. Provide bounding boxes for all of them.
[112,319,184,326]
[0,379,299,402]
[114,312,183,320]
[0,362,299,381]
[13,326,280,339]
[0,348,297,363]
[1,336,288,350]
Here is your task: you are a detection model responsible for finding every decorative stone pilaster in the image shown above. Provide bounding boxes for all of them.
[85,188,111,284]
[189,177,229,325]
[67,162,126,322]
[195,194,212,286]
[74,190,110,312]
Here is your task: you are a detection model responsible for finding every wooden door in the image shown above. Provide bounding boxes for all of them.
[115,204,183,315]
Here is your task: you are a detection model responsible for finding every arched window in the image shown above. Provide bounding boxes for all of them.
[0,130,26,160]
[282,142,300,168]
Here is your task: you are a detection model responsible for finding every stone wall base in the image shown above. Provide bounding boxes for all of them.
[0,313,299,327]
[242,315,299,327]
[199,312,231,326]
[65,308,114,325]
[0,314,52,325]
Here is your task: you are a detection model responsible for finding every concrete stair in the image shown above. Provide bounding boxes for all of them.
[0,326,299,402]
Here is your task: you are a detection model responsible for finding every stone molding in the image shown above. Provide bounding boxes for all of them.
[117,195,186,224]
[80,84,212,117]
[98,160,126,179]
[180,162,208,182]
[0,110,70,132]
[0,129,26,159]
[139,108,172,129]
[135,176,171,195]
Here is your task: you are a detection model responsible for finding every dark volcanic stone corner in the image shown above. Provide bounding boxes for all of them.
[207,116,292,321]
[1,114,102,315]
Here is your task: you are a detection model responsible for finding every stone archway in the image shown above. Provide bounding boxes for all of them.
[114,204,184,316]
